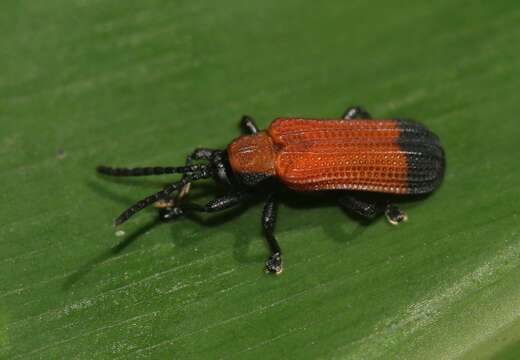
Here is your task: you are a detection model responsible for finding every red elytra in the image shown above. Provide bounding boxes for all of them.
[228,118,437,195]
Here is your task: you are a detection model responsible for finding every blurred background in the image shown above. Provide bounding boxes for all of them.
[1,0,519,358]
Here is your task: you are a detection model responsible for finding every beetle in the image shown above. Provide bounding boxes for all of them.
[97,105,445,274]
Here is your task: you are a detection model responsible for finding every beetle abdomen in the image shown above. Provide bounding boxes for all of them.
[268,118,444,195]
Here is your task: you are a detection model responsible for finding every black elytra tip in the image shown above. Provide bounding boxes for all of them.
[396,119,445,195]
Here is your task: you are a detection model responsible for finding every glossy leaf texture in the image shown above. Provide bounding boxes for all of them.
[1,1,519,359]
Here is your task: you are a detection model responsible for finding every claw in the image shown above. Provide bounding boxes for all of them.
[265,252,283,275]
[385,205,408,226]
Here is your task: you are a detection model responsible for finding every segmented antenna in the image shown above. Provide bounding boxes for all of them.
[112,165,211,226]
[97,165,205,176]
[114,180,185,226]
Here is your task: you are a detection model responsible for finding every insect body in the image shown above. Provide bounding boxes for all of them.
[97,105,445,274]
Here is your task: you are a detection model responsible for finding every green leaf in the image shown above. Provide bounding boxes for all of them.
[1,1,520,358]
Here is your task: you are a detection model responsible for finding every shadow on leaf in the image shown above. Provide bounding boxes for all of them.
[62,218,161,290]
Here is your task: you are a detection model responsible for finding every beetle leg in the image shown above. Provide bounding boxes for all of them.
[240,115,259,134]
[339,194,408,226]
[385,204,408,225]
[159,191,250,220]
[343,106,372,120]
[338,194,384,220]
[262,193,282,274]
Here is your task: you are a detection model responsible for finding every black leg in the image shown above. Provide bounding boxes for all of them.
[262,193,282,274]
[240,115,259,134]
[338,194,384,220]
[338,194,407,225]
[160,191,250,220]
[343,105,372,120]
